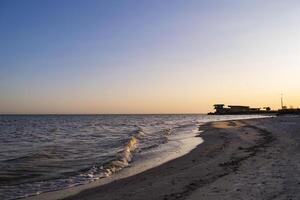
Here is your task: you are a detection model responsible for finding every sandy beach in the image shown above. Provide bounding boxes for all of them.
[26,116,300,200]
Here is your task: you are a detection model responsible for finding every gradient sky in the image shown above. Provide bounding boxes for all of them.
[1,0,300,114]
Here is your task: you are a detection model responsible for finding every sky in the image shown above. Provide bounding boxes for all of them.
[0,0,300,114]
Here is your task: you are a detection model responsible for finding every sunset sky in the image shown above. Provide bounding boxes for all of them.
[1,0,300,114]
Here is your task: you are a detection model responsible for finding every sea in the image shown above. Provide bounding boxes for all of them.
[0,114,269,200]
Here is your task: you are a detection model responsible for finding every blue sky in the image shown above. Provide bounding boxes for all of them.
[1,0,300,114]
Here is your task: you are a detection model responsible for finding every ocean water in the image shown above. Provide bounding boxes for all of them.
[0,114,268,199]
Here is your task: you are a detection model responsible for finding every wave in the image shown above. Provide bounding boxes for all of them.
[84,127,146,179]
[84,125,173,179]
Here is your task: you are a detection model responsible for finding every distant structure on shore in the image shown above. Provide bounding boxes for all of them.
[277,94,300,115]
[209,96,300,115]
[208,104,276,115]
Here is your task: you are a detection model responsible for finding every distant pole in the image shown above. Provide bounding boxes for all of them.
[281,93,284,109]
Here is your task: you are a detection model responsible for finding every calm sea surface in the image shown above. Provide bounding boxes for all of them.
[0,114,268,199]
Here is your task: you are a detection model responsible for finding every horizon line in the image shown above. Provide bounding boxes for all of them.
[0,113,207,116]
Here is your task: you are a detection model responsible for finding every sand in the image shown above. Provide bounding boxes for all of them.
[25,116,300,200]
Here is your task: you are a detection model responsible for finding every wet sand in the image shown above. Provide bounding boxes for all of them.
[29,116,300,200]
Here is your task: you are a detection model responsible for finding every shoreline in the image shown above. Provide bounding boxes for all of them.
[25,116,300,200]
[23,122,204,200]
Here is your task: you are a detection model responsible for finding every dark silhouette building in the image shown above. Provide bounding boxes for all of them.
[210,104,272,115]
